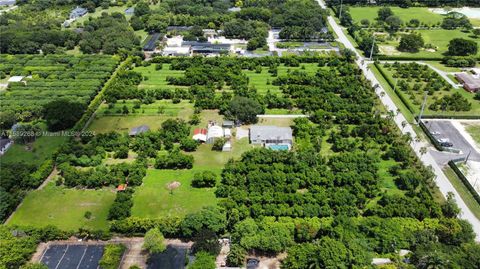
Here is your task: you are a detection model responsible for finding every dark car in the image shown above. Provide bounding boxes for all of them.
[246,258,260,269]
[440,142,453,147]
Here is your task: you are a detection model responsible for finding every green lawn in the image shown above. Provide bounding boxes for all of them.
[135,63,319,96]
[376,29,480,58]
[8,183,115,230]
[131,169,218,218]
[443,167,480,220]
[378,64,480,116]
[136,64,187,90]
[132,138,254,218]
[0,136,66,166]
[89,100,194,133]
[73,5,133,26]
[349,7,445,26]
[464,123,480,147]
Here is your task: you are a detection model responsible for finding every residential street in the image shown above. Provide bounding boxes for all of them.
[316,0,480,241]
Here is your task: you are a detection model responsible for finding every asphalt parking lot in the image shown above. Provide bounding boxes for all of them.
[40,244,104,269]
[425,120,480,165]
[147,245,188,269]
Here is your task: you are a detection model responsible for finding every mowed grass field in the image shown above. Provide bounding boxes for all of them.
[9,183,115,230]
[0,136,67,166]
[349,6,480,27]
[135,63,320,95]
[136,64,187,90]
[88,100,194,133]
[377,29,480,58]
[244,64,319,94]
[132,138,254,218]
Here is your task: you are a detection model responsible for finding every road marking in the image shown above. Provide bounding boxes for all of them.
[55,245,69,269]
[76,246,88,269]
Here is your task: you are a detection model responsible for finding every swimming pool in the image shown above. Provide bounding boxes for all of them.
[267,144,290,151]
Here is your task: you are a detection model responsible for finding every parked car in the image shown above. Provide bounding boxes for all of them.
[440,142,453,147]
[246,258,260,269]
[437,138,450,143]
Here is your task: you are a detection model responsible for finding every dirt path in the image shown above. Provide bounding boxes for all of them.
[38,167,58,190]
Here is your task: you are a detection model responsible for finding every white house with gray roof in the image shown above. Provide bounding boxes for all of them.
[249,125,293,150]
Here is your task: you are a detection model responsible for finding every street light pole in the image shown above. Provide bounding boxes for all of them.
[369,35,376,61]
[418,91,428,124]
[339,0,344,20]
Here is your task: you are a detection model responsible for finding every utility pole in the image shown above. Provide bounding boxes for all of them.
[339,0,344,20]
[465,150,471,164]
[369,35,376,61]
[418,91,428,124]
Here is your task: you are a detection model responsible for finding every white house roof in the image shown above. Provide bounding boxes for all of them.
[250,126,293,141]
[166,36,183,47]
[207,125,223,139]
[224,129,231,136]
[163,46,190,55]
[8,76,24,82]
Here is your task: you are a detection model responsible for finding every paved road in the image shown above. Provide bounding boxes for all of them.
[316,0,480,241]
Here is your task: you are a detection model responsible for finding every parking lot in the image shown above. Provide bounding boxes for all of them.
[425,120,480,165]
[147,245,188,269]
[40,244,104,269]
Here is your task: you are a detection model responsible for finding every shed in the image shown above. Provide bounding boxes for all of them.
[117,184,127,191]
[129,125,150,136]
[192,128,207,142]
[224,128,231,138]
[222,120,234,128]
[7,76,24,83]
[70,6,87,20]
[206,125,223,144]
[125,7,134,15]
[222,141,232,152]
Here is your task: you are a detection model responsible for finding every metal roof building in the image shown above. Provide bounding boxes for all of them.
[143,33,162,51]
[250,126,293,149]
[70,6,87,20]
[129,125,150,136]
[455,73,480,93]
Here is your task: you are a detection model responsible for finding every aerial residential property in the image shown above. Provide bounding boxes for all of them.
[1,0,480,268]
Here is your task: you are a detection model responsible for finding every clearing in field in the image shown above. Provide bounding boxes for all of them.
[8,183,116,230]
[373,29,480,58]
[0,136,66,166]
[349,7,445,26]
[88,100,194,133]
[132,137,254,218]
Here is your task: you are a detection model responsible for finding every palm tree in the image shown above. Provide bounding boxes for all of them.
[420,147,427,156]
